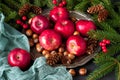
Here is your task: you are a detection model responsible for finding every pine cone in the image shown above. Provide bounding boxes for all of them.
[86,37,98,54]
[87,4,104,14]
[46,53,60,66]
[31,5,42,15]
[98,9,109,22]
[61,55,72,65]
[18,3,31,16]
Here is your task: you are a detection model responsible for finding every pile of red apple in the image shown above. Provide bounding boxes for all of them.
[8,5,96,70]
[29,6,96,59]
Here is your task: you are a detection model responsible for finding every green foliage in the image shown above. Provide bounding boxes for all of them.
[87,62,116,80]
[3,0,20,11]
[66,0,76,10]
[74,0,89,12]
[33,0,47,7]
[19,0,30,6]
[46,0,54,9]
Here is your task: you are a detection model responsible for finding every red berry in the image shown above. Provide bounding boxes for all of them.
[103,49,107,53]
[106,40,110,44]
[22,16,27,21]
[62,1,67,5]
[16,19,22,24]
[101,46,107,50]
[22,24,29,29]
[99,42,106,46]
[102,39,107,43]
[59,3,64,7]
[52,0,57,4]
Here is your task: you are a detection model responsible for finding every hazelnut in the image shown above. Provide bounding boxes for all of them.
[42,50,49,56]
[32,33,39,39]
[58,47,65,53]
[50,50,57,54]
[63,51,69,56]
[36,43,43,52]
[68,53,75,60]
[79,68,87,76]
[26,29,33,37]
[29,39,34,47]
[73,31,80,36]
[69,69,76,76]
[44,53,50,59]
[33,38,39,43]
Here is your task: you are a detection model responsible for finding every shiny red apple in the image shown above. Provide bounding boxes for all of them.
[39,29,62,51]
[66,35,86,56]
[54,19,75,38]
[8,48,31,71]
[30,15,50,34]
[49,6,69,22]
[76,20,96,36]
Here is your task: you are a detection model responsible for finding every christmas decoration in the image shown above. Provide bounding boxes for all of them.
[79,67,87,76]
[18,3,31,16]
[87,4,104,14]
[46,52,61,66]
[68,69,76,76]
[1,0,120,80]
[31,5,42,15]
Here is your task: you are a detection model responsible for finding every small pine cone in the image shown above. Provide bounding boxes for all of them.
[98,9,109,22]
[86,37,98,54]
[46,53,60,66]
[31,5,42,15]
[87,4,104,14]
[19,3,31,16]
[61,56,72,65]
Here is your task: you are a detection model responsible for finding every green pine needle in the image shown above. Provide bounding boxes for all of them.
[87,62,116,80]
[74,0,89,12]
[94,53,114,65]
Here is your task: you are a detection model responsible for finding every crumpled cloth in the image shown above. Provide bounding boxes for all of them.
[0,13,72,80]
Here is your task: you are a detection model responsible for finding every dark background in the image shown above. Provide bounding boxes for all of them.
[73,0,120,80]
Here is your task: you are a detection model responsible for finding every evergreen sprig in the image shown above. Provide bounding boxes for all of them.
[87,62,116,80]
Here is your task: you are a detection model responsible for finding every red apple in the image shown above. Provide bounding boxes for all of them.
[39,29,62,51]
[30,15,50,34]
[49,6,69,22]
[8,48,31,71]
[76,20,96,36]
[54,19,75,38]
[66,35,86,56]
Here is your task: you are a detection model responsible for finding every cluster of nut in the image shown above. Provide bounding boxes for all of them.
[25,28,76,65]
[69,67,87,76]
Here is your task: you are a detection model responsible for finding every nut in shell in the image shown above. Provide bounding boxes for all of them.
[69,69,76,76]
[36,43,43,52]
[79,68,87,76]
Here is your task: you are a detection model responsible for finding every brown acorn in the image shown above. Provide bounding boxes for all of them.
[42,49,49,56]
[26,29,33,37]
[58,47,65,53]
[69,69,76,76]
[36,43,43,53]
[79,68,87,76]
[32,33,39,39]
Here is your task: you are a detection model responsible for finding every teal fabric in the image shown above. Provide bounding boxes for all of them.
[0,13,72,80]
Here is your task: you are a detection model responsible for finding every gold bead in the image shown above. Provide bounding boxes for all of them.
[26,29,33,37]
[79,68,87,76]
[42,50,49,56]
[68,53,75,60]
[69,69,76,76]
[36,43,43,52]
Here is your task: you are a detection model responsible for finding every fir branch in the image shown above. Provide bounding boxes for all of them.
[74,0,89,12]
[33,0,46,7]
[5,11,17,22]
[107,43,120,56]
[0,3,13,15]
[19,0,30,6]
[66,0,75,10]
[94,53,115,65]
[106,19,120,28]
[95,21,117,33]
[87,62,116,80]
[117,55,120,61]
[3,0,20,11]
[46,0,54,9]
[114,58,120,80]
[88,30,120,43]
